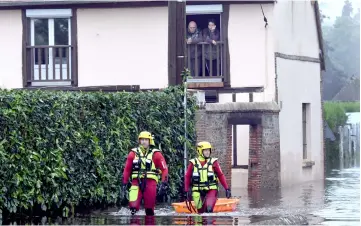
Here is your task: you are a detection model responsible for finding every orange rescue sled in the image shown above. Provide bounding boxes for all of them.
[171,198,240,214]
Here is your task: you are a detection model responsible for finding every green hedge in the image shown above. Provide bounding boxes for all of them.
[324,101,360,168]
[0,86,197,216]
[324,101,360,133]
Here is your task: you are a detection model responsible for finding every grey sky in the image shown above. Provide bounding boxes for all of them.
[319,0,360,25]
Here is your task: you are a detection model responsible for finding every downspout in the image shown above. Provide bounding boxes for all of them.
[184,81,188,176]
[181,0,188,178]
[260,4,269,101]
[264,23,269,101]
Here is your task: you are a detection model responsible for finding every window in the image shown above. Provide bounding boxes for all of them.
[185,4,225,81]
[25,9,76,87]
[302,103,311,160]
[204,90,218,103]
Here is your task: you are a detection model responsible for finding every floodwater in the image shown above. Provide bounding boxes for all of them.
[1,166,359,225]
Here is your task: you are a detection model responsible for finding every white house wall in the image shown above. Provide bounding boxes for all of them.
[227,1,323,189]
[0,10,23,89]
[77,6,168,89]
[277,59,323,185]
[228,3,276,102]
[226,3,276,189]
[273,0,320,58]
[273,0,324,186]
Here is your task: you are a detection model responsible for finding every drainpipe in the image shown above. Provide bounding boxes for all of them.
[260,4,269,101]
[263,18,269,101]
[179,0,188,177]
[184,81,188,176]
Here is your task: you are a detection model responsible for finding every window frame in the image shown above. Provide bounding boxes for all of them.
[302,103,311,160]
[22,8,78,87]
[184,4,229,84]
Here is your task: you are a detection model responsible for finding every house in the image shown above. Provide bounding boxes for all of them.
[0,0,325,188]
[332,77,360,102]
[324,121,336,142]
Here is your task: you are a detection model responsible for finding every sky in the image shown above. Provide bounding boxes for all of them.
[319,0,361,25]
[346,112,360,123]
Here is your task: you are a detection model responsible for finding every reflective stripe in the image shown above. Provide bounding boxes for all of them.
[130,148,160,182]
[129,185,139,202]
[190,157,219,191]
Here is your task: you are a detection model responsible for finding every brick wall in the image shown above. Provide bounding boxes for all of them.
[195,110,232,189]
[195,110,206,144]
[194,104,280,191]
[248,125,262,190]
[225,124,232,187]
[260,114,280,189]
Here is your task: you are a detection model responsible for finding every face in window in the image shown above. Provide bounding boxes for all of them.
[139,138,150,149]
[208,21,216,31]
[188,21,197,33]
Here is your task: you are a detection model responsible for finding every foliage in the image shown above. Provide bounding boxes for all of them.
[325,139,340,169]
[324,101,359,167]
[338,101,361,112]
[0,86,197,216]
[321,0,360,100]
[324,101,360,132]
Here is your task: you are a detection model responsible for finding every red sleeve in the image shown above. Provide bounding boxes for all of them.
[184,163,193,192]
[122,151,135,184]
[153,152,169,182]
[213,161,229,190]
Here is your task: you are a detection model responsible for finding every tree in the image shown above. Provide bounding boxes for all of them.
[342,0,353,17]
[321,0,360,100]
[328,0,360,77]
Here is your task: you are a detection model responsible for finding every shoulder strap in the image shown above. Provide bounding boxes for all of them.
[210,158,218,164]
[151,148,161,153]
[131,148,138,154]
[189,158,196,165]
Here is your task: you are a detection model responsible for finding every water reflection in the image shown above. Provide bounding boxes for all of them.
[1,167,359,225]
[316,168,360,225]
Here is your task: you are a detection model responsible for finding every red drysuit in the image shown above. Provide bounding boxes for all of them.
[184,159,229,213]
[122,150,168,212]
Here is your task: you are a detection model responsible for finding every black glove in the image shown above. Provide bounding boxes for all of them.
[158,182,169,197]
[225,189,231,199]
[185,191,192,201]
[121,184,128,199]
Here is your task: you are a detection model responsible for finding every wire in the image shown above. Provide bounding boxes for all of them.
[260,5,269,28]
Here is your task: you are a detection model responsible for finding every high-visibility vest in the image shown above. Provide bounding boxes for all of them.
[189,157,218,191]
[130,148,161,182]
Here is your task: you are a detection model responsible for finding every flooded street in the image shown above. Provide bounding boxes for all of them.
[315,168,360,225]
[1,166,359,225]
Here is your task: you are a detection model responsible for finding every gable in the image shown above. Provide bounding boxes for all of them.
[332,77,360,102]
[312,0,325,70]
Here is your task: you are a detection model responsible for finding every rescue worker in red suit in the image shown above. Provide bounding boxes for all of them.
[184,141,231,213]
[122,131,169,216]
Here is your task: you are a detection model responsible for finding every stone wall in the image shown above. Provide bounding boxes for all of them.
[195,110,232,188]
[260,114,280,188]
[195,102,280,190]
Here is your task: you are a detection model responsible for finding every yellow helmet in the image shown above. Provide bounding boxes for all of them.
[196,141,212,157]
[138,131,155,146]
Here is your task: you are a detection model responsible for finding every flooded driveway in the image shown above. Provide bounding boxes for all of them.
[1,166,359,225]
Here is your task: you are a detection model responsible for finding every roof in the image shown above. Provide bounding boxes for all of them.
[332,77,360,102]
[324,121,336,141]
[0,0,276,7]
[312,0,325,70]
[0,0,161,7]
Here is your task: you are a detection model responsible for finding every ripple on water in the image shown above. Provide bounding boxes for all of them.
[2,167,358,225]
